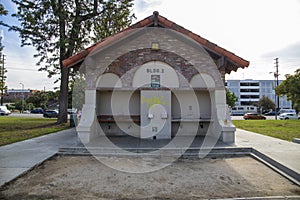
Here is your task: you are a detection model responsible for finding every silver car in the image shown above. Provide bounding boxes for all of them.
[279,113,299,120]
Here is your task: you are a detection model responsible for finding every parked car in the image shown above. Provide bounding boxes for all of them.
[31,108,44,114]
[43,110,59,118]
[264,111,278,116]
[279,113,300,120]
[0,106,11,116]
[243,113,266,120]
[278,109,296,115]
[67,108,77,114]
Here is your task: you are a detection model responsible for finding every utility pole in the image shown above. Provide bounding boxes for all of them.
[274,58,279,120]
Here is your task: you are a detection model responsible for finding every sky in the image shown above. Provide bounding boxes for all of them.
[1,0,300,91]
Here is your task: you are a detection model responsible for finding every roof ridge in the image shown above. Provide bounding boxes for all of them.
[63,11,249,70]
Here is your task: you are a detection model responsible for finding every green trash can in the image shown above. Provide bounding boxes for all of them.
[70,114,78,127]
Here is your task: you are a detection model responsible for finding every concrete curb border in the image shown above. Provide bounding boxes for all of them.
[214,196,300,200]
[250,148,300,186]
[57,146,300,186]
[1,146,299,199]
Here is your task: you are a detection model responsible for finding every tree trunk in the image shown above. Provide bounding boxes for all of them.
[56,0,68,124]
[57,65,69,124]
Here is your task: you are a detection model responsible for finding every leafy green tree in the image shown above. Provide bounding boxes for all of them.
[276,69,300,111]
[46,91,59,102]
[10,0,135,123]
[26,91,48,108]
[0,35,7,106]
[0,3,8,106]
[0,3,8,26]
[25,102,34,111]
[6,103,15,111]
[26,91,59,109]
[226,89,238,107]
[258,96,275,113]
[14,100,24,112]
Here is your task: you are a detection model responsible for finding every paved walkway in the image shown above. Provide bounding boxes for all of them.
[235,128,300,176]
[0,128,78,186]
[0,128,299,186]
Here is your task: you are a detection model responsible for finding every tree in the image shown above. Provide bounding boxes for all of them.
[26,91,59,109]
[0,2,7,105]
[0,34,7,106]
[13,100,23,111]
[26,91,49,109]
[0,3,8,106]
[10,0,135,123]
[226,89,238,107]
[276,69,300,111]
[257,96,275,113]
[0,3,8,26]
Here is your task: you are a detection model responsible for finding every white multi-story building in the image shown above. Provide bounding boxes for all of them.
[226,79,292,109]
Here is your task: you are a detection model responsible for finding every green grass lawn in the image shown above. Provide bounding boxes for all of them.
[233,120,300,141]
[0,117,69,146]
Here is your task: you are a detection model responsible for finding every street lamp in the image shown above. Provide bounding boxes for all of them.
[19,83,24,113]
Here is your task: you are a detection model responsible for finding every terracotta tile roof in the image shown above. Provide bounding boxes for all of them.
[63,12,249,73]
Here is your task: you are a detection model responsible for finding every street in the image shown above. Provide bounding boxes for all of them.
[7,113,43,118]
[231,115,277,120]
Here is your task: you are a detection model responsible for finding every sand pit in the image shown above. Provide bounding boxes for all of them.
[1,155,299,199]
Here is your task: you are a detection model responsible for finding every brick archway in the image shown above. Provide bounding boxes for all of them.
[104,48,198,82]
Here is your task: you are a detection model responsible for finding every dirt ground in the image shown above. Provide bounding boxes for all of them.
[1,155,299,199]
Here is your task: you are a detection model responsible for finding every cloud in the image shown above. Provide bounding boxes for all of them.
[262,41,300,59]
[261,41,300,74]
[135,0,162,13]
[135,0,149,11]
[227,41,300,80]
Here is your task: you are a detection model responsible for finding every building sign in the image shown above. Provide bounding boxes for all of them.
[147,68,165,73]
[151,75,160,88]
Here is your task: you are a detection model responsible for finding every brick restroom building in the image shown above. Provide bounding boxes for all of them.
[63,12,249,145]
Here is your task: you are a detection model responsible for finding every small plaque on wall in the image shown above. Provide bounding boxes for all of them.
[151,75,160,88]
